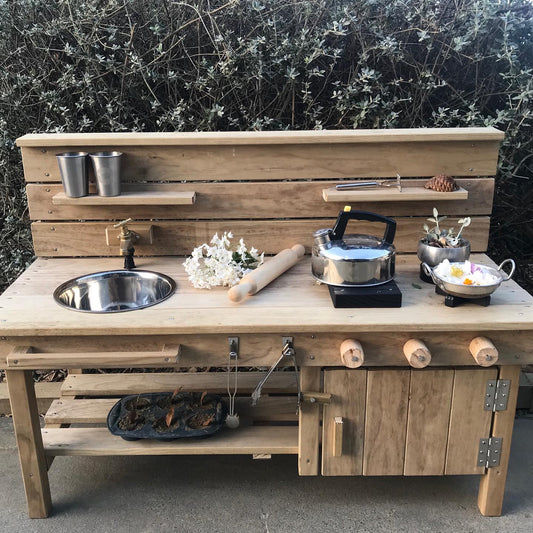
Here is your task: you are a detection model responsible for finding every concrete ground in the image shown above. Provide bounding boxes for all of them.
[0,417,532,533]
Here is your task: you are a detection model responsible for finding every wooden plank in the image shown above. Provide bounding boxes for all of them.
[363,369,410,475]
[26,179,495,221]
[60,372,298,397]
[49,396,299,424]
[6,347,180,369]
[16,128,505,147]
[2,256,533,338]
[45,396,298,425]
[323,186,468,202]
[298,367,321,475]
[0,382,62,415]
[322,369,367,476]
[20,140,501,183]
[445,368,497,474]
[30,216,491,257]
[42,426,299,456]
[4,328,533,369]
[478,365,521,516]
[404,370,454,475]
[52,190,196,206]
[5,365,52,518]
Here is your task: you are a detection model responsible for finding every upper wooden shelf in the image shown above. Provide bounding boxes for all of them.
[52,190,196,206]
[16,127,504,147]
[322,186,468,202]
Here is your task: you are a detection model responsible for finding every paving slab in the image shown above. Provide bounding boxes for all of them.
[0,416,532,533]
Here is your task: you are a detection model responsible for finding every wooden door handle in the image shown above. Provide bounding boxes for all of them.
[333,416,343,457]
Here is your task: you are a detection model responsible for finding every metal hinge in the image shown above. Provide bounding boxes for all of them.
[484,379,511,411]
[478,437,503,468]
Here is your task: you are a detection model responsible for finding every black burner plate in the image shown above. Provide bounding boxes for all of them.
[328,280,402,308]
[435,285,491,307]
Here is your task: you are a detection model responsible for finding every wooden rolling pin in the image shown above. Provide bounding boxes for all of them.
[228,244,305,302]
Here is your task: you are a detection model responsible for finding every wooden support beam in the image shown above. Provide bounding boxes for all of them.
[478,365,521,516]
[298,367,321,476]
[6,349,51,518]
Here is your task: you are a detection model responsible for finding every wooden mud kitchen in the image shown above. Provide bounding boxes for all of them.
[1,128,532,518]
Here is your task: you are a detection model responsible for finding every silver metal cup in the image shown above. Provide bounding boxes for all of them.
[90,151,122,197]
[56,152,89,197]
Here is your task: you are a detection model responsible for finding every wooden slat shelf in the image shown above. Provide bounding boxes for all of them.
[45,396,298,425]
[60,372,298,397]
[322,186,468,202]
[52,190,196,206]
[42,426,299,456]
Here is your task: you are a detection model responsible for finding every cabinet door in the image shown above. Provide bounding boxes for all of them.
[321,368,497,477]
[445,367,497,474]
[322,369,367,476]
[363,369,411,475]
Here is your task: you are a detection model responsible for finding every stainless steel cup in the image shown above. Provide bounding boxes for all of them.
[56,152,89,197]
[90,151,122,197]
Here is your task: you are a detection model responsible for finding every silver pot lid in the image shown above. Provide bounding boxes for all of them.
[317,234,395,262]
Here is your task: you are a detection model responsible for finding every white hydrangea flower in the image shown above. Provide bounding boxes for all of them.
[183,231,263,289]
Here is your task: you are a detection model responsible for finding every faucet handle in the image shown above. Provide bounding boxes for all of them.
[114,218,133,230]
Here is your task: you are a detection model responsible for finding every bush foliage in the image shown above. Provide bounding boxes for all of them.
[0,0,532,292]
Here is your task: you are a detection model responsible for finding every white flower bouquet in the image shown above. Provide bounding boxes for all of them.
[183,232,264,289]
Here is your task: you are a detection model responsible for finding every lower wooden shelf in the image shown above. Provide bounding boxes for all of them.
[42,426,298,456]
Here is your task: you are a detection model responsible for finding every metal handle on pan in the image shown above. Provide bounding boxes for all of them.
[497,258,516,281]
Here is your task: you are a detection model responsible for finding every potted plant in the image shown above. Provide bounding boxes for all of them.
[417,208,471,266]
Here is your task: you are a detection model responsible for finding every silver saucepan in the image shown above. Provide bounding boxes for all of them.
[422,259,515,298]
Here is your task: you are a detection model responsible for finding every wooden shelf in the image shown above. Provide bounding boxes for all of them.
[322,186,468,202]
[52,190,196,206]
[42,426,299,456]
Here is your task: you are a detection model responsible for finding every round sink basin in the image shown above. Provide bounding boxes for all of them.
[53,270,176,313]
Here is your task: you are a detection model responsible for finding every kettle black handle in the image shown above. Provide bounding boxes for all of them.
[330,210,396,244]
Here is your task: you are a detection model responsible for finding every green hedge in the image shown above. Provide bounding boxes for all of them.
[1,0,532,292]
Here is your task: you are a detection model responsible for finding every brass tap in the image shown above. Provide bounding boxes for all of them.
[113,218,139,269]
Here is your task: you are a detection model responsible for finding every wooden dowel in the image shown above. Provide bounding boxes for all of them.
[469,337,498,367]
[333,416,343,457]
[6,345,181,369]
[228,244,305,302]
[340,339,364,368]
[403,339,431,368]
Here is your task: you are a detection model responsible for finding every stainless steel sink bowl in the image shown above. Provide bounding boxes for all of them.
[53,270,176,313]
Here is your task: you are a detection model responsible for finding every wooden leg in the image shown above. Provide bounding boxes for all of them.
[6,369,52,518]
[478,365,521,516]
[298,367,321,475]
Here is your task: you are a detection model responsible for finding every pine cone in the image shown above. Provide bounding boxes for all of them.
[424,174,458,192]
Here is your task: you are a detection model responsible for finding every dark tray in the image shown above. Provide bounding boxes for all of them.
[107,392,227,441]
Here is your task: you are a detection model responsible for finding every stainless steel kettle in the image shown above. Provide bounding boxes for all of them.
[312,209,397,287]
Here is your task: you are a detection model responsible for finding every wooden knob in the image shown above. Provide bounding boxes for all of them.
[403,339,431,368]
[469,336,498,367]
[340,339,364,368]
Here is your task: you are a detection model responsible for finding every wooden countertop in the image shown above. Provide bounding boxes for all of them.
[0,255,531,336]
